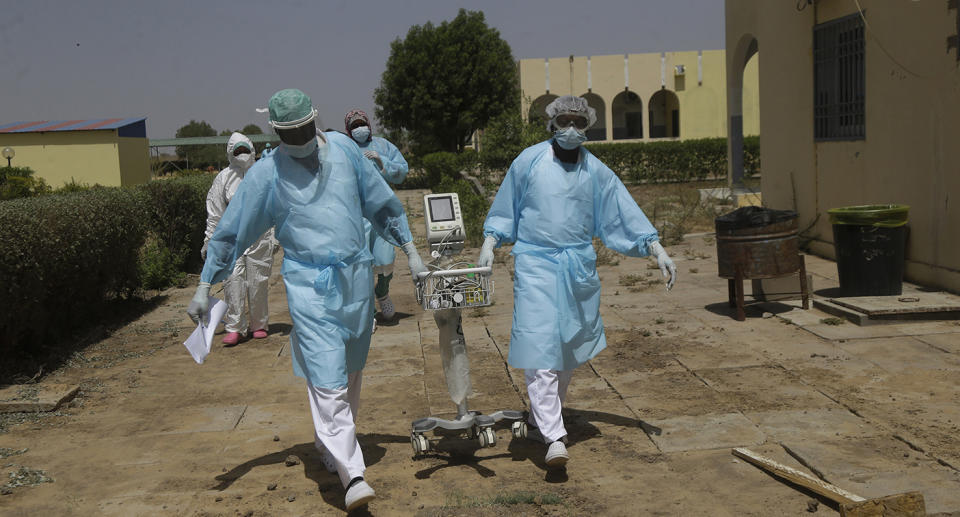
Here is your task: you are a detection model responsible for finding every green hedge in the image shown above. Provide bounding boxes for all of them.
[139,175,213,274]
[0,188,146,352]
[0,174,215,356]
[584,136,760,183]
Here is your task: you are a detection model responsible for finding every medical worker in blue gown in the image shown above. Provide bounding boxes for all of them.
[345,108,408,321]
[477,95,677,469]
[187,89,427,511]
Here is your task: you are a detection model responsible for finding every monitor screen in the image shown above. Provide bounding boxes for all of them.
[429,196,455,222]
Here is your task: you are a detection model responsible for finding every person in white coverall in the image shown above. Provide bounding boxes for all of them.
[202,132,275,346]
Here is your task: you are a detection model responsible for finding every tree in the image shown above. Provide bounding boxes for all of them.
[175,120,220,168]
[241,124,263,135]
[479,109,550,171]
[375,9,519,153]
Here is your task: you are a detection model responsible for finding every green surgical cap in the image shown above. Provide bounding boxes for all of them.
[268,89,314,125]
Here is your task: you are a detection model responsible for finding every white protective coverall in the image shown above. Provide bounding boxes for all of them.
[202,132,276,336]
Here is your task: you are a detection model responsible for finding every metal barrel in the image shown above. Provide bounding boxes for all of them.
[716,217,800,279]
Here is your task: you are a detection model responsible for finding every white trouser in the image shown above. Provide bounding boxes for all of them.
[222,237,273,333]
[525,368,574,443]
[306,371,364,488]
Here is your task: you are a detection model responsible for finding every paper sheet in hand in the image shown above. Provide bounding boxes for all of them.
[183,296,227,364]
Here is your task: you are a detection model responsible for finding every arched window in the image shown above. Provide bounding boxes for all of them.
[648,89,680,138]
[612,90,643,140]
[581,92,607,141]
[528,94,558,125]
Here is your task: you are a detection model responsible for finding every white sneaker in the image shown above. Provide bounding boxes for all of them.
[545,440,569,468]
[345,479,376,511]
[377,295,395,320]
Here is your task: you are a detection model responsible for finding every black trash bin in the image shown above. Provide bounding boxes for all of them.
[827,204,909,296]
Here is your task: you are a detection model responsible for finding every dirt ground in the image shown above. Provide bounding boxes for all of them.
[1,188,959,516]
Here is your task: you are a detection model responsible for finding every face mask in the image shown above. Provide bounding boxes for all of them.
[282,137,318,158]
[230,151,254,171]
[554,126,587,150]
[351,126,371,143]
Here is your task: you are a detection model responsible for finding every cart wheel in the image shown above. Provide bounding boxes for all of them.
[478,427,497,448]
[411,433,429,455]
[468,425,480,440]
[511,421,527,439]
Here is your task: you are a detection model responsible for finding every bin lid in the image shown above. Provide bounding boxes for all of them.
[715,206,797,232]
[827,204,909,227]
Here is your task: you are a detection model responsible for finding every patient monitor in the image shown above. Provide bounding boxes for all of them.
[424,193,464,256]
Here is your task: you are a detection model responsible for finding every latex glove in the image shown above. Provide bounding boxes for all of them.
[187,282,211,325]
[477,235,498,268]
[363,150,383,170]
[200,240,208,261]
[401,242,428,285]
[648,241,677,291]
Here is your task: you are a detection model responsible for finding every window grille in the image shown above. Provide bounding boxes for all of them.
[814,13,865,140]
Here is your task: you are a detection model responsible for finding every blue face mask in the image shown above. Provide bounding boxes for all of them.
[554,126,587,150]
[351,126,371,143]
[282,136,318,158]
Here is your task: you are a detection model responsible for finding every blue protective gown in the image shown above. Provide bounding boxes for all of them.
[201,131,413,389]
[357,136,408,270]
[483,140,660,371]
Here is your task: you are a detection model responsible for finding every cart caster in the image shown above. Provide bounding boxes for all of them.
[411,433,430,455]
[511,421,528,439]
[478,427,496,448]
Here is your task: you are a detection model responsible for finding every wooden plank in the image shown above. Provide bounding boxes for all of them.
[829,292,960,316]
[840,491,926,517]
[732,447,865,504]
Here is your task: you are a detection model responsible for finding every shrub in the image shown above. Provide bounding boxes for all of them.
[421,152,462,187]
[54,177,95,194]
[584,136,760,183]
[138,236,186,291]
[136,174,214,275]
[0,188,146,353]
[0,166,50,200]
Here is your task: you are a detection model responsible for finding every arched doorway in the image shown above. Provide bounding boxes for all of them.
[612,90,643,140]
[727,35,758,188]
[528,94,558,126]
[648,90,680,139]
[581,92,606,141]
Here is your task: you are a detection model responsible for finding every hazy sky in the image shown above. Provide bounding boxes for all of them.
[0,0,724,139]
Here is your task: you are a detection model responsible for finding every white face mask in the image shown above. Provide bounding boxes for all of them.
[351,126,371,143]
[230,151,254,171]
[554,126,587,150]
[282,137,318,158]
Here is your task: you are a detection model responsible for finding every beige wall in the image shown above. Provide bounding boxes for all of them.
[726,0,960,292]
[0,130,150,188]
[117,137,150,186]
[519,48,759,143]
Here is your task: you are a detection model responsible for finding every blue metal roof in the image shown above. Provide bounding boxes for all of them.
[0,117,147,134]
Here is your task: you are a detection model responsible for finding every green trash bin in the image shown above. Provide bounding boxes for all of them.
[827,204,909,296]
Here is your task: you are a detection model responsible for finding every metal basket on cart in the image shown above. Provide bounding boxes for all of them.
[416,266,494,311]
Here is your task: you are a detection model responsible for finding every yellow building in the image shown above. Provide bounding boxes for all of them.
[518,50,759,142]
[726,1,960,293]
[0,118,150,188]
